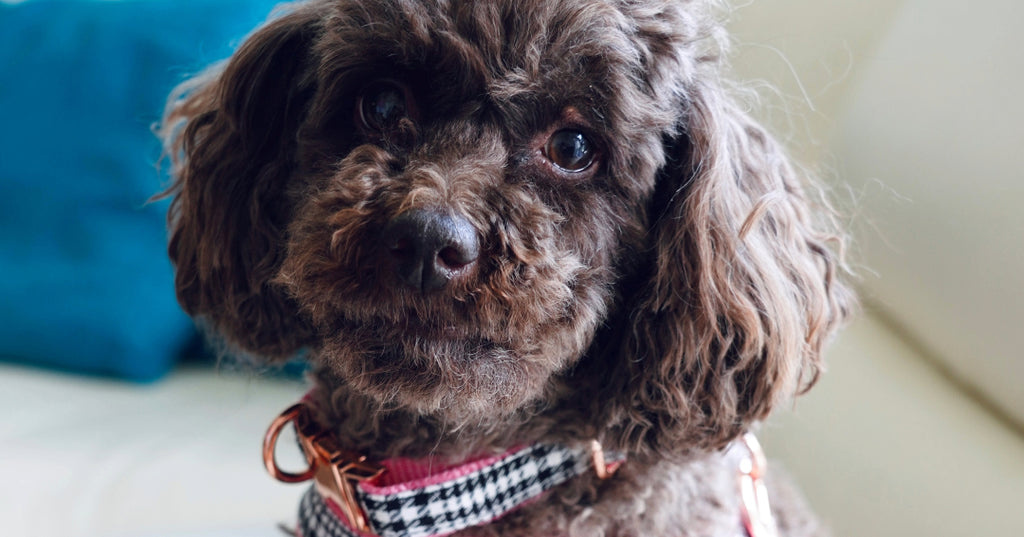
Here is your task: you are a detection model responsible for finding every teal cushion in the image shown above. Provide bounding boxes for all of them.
[0,0,281,381]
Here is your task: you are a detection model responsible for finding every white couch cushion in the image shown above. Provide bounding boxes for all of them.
[763,316,1024,537]
[0,365,306,537]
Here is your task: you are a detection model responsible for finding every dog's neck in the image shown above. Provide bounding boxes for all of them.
[309,367,602,463]
[268,386,779,537]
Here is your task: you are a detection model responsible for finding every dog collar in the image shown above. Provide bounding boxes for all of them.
[263,402,625,537]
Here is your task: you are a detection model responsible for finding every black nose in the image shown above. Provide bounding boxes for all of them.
[382,209,480,292]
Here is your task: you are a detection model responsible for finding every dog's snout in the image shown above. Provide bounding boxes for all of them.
[382,209,480,292]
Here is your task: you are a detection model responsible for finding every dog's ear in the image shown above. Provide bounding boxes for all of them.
[160,8,321,360]
[606,80,855,457]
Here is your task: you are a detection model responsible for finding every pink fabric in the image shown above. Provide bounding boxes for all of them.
[360,445,526,495]
[301,388,524,497]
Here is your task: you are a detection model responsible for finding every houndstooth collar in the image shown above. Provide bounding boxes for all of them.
[295,442,618,537]
[264,402,625,537]
[264,402,776,537]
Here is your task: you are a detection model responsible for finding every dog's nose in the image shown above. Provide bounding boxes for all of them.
[382,209,480,292]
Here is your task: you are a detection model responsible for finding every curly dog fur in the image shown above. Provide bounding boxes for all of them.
[160,0,854,535]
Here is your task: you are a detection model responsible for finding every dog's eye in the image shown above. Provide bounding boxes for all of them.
[358,81,410,130]
[544,130,596,172]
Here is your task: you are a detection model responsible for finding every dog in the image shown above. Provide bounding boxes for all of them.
[160,0,853,535]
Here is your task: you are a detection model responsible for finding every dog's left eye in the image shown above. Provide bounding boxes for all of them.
[358,81,410,130]
[544,130,596,173]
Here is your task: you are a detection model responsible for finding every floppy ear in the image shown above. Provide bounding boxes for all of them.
[608,79,854,457]
[160,8,321,359]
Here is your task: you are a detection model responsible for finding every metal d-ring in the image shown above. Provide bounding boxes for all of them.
[263,403,317,483]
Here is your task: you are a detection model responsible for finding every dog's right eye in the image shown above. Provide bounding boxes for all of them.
[357,81,411,131]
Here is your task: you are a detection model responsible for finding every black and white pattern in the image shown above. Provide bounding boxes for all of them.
[297,443,618,537]
[360,443,587,537]
[299,485,360,537]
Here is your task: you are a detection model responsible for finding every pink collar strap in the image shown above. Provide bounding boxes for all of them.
[264,402,625,537]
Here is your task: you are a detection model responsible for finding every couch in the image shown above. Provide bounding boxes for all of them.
[2,1,1020,536]
[733,1,1024,535]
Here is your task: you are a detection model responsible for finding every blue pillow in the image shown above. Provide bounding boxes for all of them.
[0,0,281,381]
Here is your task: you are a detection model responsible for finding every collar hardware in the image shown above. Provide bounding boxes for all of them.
[590,439,623,479]
[737,433,778,537]
[263,403,385,533]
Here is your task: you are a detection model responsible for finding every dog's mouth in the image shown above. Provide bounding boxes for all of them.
[324,313,507,364]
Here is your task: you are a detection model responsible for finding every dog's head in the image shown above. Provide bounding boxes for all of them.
[162,0,852,454]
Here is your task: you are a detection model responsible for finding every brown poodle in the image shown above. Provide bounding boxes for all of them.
[160,0,853,535]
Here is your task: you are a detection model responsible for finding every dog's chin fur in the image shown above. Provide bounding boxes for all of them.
[317,332,559,424]
[160,0,854,534]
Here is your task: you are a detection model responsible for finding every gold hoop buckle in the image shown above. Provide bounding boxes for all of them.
[263,403,385,534]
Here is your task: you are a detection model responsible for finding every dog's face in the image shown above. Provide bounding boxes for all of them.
[276,0,680,420]
[164,0,852,450]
